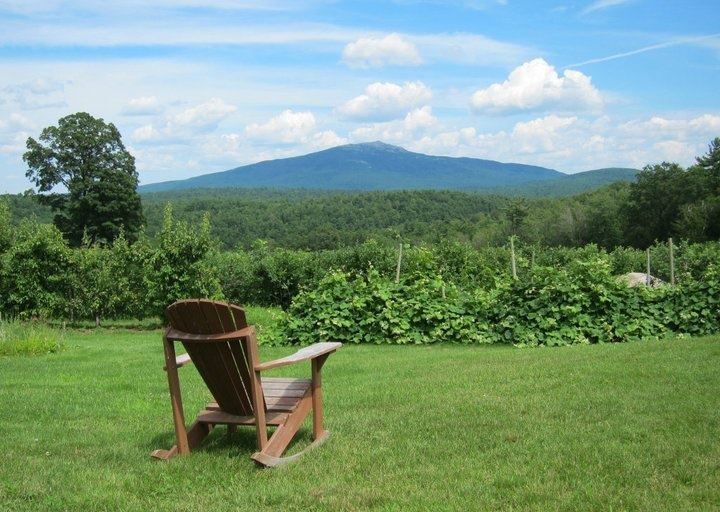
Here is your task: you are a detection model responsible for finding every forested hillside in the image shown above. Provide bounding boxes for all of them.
[0,181,711,251]
[5,138,718,251]
[139,141,564,192]
[489,167,638,198]
[4,186,621,249]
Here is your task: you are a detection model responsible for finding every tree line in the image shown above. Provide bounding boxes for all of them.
[8,138,719,252]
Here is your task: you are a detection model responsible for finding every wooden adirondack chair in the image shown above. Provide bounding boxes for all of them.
[151,299,341,467]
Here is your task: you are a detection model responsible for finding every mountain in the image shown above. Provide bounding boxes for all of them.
[139,142,639,194]
[140,141,565,192]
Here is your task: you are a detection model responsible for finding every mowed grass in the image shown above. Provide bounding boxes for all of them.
[0,326,719,511]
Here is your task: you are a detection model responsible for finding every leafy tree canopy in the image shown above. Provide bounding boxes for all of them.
[23,112,144,245]
[695,137,720,193]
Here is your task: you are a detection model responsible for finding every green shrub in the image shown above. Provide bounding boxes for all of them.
[489,259,666,346]
[0,320,64,356]
[278,269,492,346]
[142,204,223,317]
[276,258,720,347]
[210,250,259,305]
[0,198,11,254]
[661,265,720,335]
[0,219,74,318]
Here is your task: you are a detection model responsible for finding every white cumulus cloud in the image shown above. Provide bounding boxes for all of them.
[129,98,236,143]
[241,109,346,149]
[511,115,579,153]
[342,33,422,68]
[338,81,432,121]
[310,130,347,149]
[470,58,603,114]
[131,124,160,142]
[168,97,236,133]
[651,140,698,163]
[0,130,30,154]
[123,96,162,116]
[0,114,33,155]
[245,109,317,144]
[408,111,720,172]
[350,106,437,143]
[619,114,720,138]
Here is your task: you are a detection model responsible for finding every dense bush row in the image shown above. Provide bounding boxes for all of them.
[2,197,719,347]
[0,204,221,321]
[213,238,720,310]
[277,260,720,347]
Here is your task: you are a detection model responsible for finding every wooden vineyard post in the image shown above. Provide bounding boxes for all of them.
[510,236,517,280]
[669,237,675,285]
[395,243,403,284]
[646,248,651,286]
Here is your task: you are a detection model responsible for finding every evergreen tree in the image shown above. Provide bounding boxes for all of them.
[695,137,720,193]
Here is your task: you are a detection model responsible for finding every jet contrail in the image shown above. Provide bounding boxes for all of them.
[565,32,720,68]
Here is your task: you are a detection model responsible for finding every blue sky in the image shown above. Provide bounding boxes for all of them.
[0,0,718,192]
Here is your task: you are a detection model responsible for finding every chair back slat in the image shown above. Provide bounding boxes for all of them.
[166,299,258,416]
[214,302,256,411]
[230,305,248,331]
[166,301,192,332]
[225,304,257,409]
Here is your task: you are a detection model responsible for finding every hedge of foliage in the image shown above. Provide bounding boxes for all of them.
[1,197,719,346]
[0,204,221,321]
[212,239,720,310]
[276,260,720,347]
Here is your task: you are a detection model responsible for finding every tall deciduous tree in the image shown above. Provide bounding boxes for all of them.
[23,112,144,245]
[625,162,701,247]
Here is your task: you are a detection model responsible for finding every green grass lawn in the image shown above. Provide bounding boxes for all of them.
[1,326,719,511]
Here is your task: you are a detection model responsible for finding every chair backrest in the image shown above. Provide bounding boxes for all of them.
[165,299,258,416]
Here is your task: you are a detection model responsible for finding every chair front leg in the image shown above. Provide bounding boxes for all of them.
[311,354,330,440]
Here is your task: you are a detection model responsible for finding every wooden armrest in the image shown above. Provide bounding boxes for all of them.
[255,342,342,371]
[163,353,192,370]
[165,325,256,343]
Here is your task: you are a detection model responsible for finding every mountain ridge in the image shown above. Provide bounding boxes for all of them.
[139,141,637,193]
